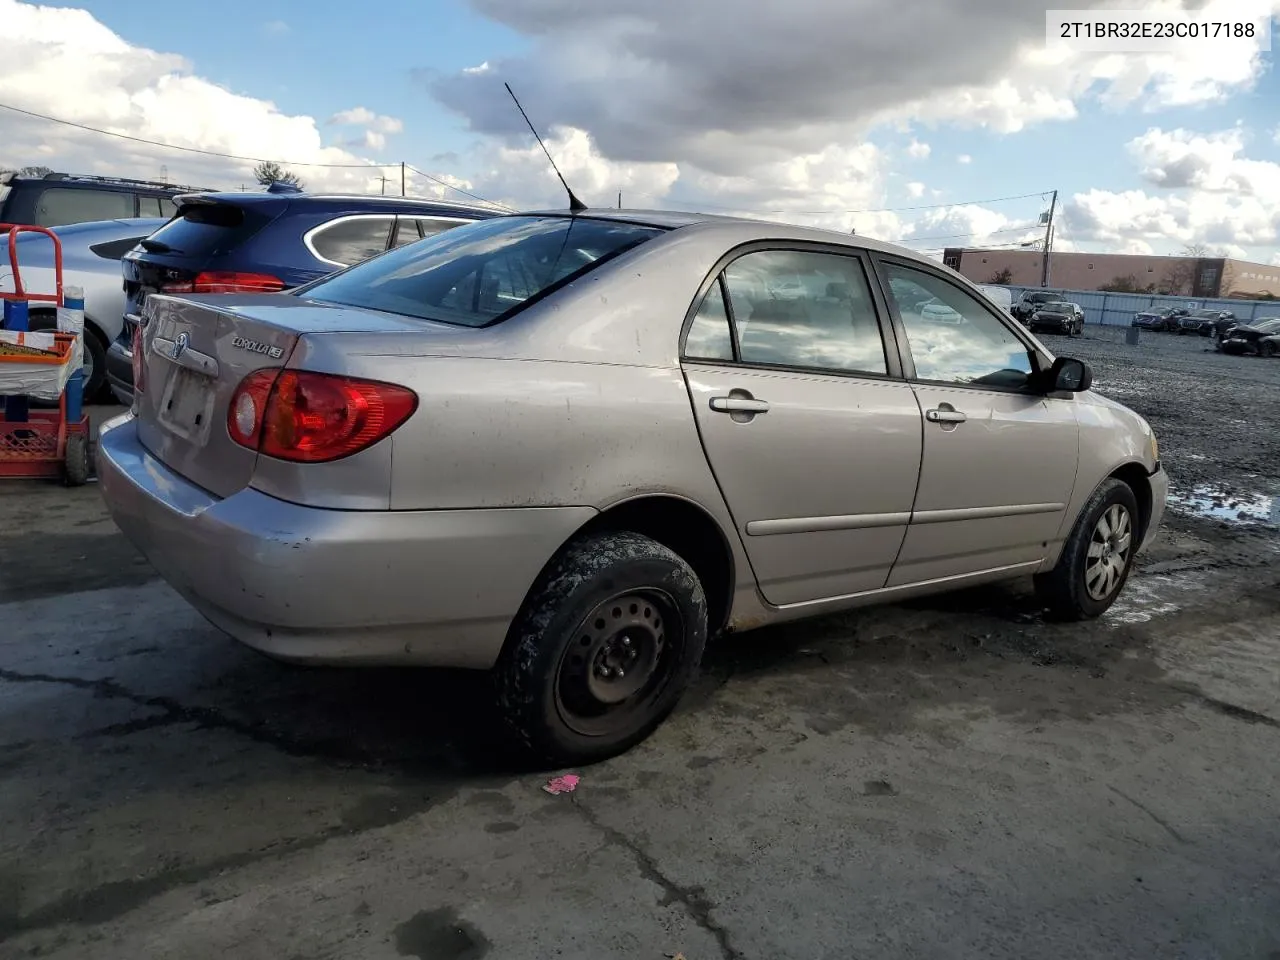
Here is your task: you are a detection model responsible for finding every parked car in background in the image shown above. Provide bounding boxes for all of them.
[0,217,166,399]
[98,209,1167,764]
[1131,306,1189,332]
[1259,332,1280,358]
[105,186,501,404]
[1027,300,1085,337]
[1218,318,1280,355]
[1177,308,1235,337]
[1012,291,1067,324]
[974,283,1013,316]
[0,172,211,231]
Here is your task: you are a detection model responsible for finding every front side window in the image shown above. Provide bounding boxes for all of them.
[310,217,394,265]
[301,216,664,328]
[34,188,134,227]
[719,249,887,375]
[883,261,1034,389]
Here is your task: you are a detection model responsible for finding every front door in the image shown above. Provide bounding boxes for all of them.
[876,259,1080,587]
[682,247,924,607]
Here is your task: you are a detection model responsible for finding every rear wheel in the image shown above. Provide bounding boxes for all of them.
[1260,340,1277,358]
[1036,478,1140,621]
[494,531,708,765]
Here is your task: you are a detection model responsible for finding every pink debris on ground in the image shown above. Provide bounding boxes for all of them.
[542,774,581,795]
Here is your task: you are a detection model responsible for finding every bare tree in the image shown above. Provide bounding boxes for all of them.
[253,161,303,189]
[1180,243,1210,258]
[987,267,1013,285]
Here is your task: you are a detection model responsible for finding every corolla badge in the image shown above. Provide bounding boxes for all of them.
[171,332,189,360]
[231,335,284,360]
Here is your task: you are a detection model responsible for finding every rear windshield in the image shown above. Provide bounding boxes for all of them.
[139,201,265,258]
[299,215,665,328]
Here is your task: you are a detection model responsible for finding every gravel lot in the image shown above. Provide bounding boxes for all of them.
[1,326,1277,960]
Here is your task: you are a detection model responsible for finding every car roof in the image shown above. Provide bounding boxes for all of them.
[518,207,957,267]
[176,190,501,217]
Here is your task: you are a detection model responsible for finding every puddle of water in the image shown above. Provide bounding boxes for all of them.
[1167,486,1279,526]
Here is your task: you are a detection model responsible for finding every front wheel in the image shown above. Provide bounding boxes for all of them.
[1036,479,1140,621]
[494,530,708,765]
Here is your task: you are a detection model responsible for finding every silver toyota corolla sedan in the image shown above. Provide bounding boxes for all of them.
[97,210,1168,763]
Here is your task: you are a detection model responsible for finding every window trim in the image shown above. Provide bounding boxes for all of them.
[868,251,1051,395]
[678,240,906,382]
[302,213,399,267]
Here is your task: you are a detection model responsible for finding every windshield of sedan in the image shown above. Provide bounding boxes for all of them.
[299,215,665,327]
[1190,310,1222,319]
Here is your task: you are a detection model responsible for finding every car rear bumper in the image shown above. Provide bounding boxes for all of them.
[96,413,596,669]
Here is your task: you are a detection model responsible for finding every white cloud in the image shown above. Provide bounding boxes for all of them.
[1271,253,1280,266]
[0,0,418,197]
[906,181,925,198]
[263,20,288,35]
[327,106,403,135]
[907,139,931,159]
[1060,127,1280,255]
[957,154,973,164]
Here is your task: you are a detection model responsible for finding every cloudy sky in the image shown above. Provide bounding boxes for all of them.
[1,0,1279,264]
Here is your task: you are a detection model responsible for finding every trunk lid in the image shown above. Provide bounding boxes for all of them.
[134,294,491,497]
[135,295,301,497]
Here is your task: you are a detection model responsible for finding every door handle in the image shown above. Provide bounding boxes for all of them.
[926,408,967,424]
[710,396,770,414]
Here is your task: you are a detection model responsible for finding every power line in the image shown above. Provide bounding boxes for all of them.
[0,100,517,211]
[0,101,381,168]
[405,165,515,211]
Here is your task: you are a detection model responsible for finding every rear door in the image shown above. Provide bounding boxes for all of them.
[682,245,923,606]
[874,257,1080,587]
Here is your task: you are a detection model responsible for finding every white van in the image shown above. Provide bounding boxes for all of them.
[975,283,1014,315]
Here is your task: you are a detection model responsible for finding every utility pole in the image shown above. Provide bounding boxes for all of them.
[376,174,391,195]
[1040,189,1057,288]
[401,162,406,197]
[617,190,621,209]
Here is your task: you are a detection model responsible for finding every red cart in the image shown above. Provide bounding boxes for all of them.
[0,223,91,485]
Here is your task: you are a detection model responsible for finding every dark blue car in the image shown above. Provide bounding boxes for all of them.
[106,185,500,403]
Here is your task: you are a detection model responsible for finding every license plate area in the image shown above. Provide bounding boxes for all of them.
[157,367,215,446]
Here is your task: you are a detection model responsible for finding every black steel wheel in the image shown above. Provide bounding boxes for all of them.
[494,530,708,764]
[1036,478,1140,620]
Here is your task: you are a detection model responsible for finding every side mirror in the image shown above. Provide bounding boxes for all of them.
[1046,356,1092,393]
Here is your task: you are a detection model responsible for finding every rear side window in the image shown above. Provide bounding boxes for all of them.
[308,217,394,265]
[140,202,262,258]
[301,216,664,328]
[34,188,134,227]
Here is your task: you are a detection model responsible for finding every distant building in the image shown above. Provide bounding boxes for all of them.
[942,247,1280,300]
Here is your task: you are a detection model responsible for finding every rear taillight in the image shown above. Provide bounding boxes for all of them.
[130,322,147,395]
[162,271,285,294]
[227,369,417,463]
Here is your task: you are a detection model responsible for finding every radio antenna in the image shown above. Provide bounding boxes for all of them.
[504,82,587,213]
